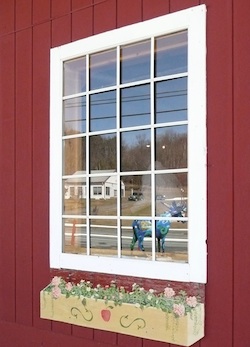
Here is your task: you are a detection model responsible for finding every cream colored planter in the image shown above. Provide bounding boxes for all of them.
[40,290,204,346]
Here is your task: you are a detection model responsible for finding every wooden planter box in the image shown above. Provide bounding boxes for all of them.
[40,290,204,346]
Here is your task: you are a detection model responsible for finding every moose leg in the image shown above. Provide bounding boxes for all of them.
[161,237,165,253]
[157,238,161,252]
[130,228,138,251]
[138,236,145,251]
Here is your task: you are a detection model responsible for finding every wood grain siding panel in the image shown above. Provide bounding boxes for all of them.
[0,0,14,35]
[51,0,71,18]
[32,21,51,330]
[51,15,71,47]
[15,0,32,31]
[117,0,142,27]
[93,0,117,34]
[72,0,93,11]
[72,6,93,41]
[233,0,250,345]
[0,34,16,322]
[202,1,234,346]
[15,28,33,326]
[142,0,170,20]
[170,0,200,12]
[32,0,51,25]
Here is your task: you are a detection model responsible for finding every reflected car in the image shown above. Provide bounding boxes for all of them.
[128,192,144,201]
[156,194,166,200]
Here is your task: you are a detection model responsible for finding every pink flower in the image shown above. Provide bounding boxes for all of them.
[52,286,61,299]
[51,276,61,286]
[65,282,73,291]
[186,296,197,308]
[164,287,175,298]
[173,303,185,317]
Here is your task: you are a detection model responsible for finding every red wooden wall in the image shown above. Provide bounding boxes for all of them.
[0,0,250,346]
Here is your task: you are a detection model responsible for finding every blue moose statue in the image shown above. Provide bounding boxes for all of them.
[130,202,186,252]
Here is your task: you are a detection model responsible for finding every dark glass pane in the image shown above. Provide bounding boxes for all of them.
[121,174,151,217]
[90,134,116,171]
[121,129,151,172]
[155,172,187,216]
[155,125,187,170]
[155,77,187,124]
[121,84,150,128]
[89,176,117,215]
[63,178,86,215]
[90,219,117,256]
[63,96,86,135]
[155,31,187,77]
[90,49,116,90]
[121,40,150,83]
[90,90,116,131]
[63,137,86,175]
[63,57,86,96]
[63,218,87,254]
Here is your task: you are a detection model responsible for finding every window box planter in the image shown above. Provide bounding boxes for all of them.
[40,277,204,347]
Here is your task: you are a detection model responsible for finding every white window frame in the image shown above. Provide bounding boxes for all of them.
[50,5,207,283]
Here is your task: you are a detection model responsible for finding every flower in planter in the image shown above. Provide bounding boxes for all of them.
[44,277,200,317]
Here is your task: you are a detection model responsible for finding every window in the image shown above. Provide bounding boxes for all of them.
[50,5,206,283]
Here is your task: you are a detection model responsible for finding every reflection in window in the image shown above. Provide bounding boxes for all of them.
[90,90,116,131]
[121,84,150,128]
[63,137,86,175]
[155,125,187,169]
[90,49,116,90]
[63,57,86,96]
[121,130,151,172]
[155,77,187,124]
[62,31,188,263]
[63,96,86,135]
[90,134,116,171]
[155,31,187,77]
[121,40,150,83]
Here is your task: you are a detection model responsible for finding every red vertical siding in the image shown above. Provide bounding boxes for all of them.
[201,0,234,346]
[15,28,33,326]
[32,21,51,330]
[16,0,32,30]
[0,34,16,323]
[233,0,250,346]
[117,0,142,27]
[93,0,117,34]
[0,0,250,346]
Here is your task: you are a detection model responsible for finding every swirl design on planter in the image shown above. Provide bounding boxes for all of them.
[120,315,146,330]
[71,306,93,322]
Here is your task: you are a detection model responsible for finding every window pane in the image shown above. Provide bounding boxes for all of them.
[121,130,151,172]
[155,125,187,170]
[121,84,150,128]
[90,134,116,172]
[63,57,86,96]
[90,90,116,131]
[90,177,117,215]
[155,172,187,216]
[121,174,151,216]
[63,218,87,254]
[90,49,116,90]
[63,137,86,175]
[121,219,152,259]
[155,31,187,77]
[63,178,86,215]
[155,77,187,124]
[63,96,86,135]
[156,221,188,263]
[90,219,117,256]
[121,40,150,83]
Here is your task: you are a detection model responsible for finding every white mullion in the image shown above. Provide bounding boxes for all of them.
[116,46,121,258]
[86,54,90,256]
